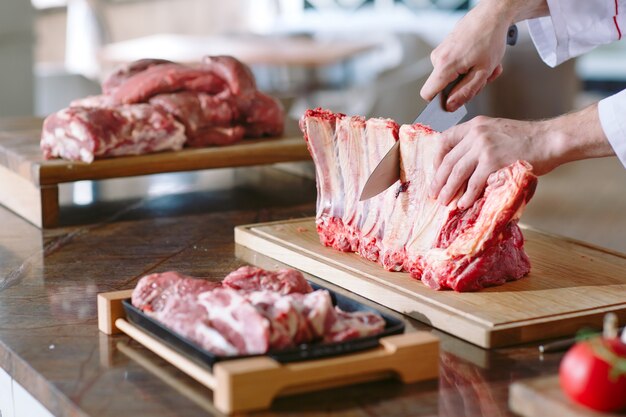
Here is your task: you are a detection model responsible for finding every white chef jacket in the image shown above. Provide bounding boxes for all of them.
[527,0,626,168]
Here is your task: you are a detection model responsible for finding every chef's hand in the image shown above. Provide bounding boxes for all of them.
[420,3,511,112]
[429,104,615,210]
[420,0,550,111]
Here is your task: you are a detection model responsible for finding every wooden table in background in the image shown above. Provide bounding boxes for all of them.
[100,33,379,68]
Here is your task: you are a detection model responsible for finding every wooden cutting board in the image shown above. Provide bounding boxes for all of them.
[234,217,626,348]
[0,119,310,227]
[509,376,625,417]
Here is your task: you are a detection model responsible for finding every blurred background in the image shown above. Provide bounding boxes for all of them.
[6,0,626,120]
[2,0,626,250]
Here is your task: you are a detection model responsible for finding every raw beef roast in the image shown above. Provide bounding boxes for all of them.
[41,105,186,163]
[101,58,173,96]
[41,55,284,163]
[300,108,538,292]
[131,266,385,356]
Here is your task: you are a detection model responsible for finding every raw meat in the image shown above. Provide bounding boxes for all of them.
[41,105,186,163]
[149,91,242,146]
[149,91,237,129]
[243,91,285,137]
[111,63,227,105]
[131,271,221,313]
[300,108,538,292]
[41,55,285,162]
[184,126,246,147]
[222,265,313,294]
[130,267,385,356]
[202,55,257,111]
[102,58,173,96]
[70,94,117,109]
[198,288,272,354]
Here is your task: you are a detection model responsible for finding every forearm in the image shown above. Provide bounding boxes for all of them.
[478,0,549,24]
[539,104,615,166]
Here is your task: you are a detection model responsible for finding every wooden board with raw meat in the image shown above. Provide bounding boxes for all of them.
[234,217,626,348]
[97,266,439,414]
[42,56,285,163]
[0,118,309,228]
[0,56,311,228]
[509,376,625,417]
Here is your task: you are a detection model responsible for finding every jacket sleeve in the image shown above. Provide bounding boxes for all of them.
[527,0,625,67]
[599,90,626,168]
[528,0,626,169]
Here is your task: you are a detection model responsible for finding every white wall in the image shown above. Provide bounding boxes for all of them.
[0,0,35,117]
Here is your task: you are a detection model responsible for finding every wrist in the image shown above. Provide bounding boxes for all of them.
[531,119,567,171]
[540,104,614,167]
[479,0,548,23]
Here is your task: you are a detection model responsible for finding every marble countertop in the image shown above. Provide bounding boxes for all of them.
[4,118,621,416]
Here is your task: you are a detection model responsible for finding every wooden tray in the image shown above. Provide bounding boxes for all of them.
[509,376,625,417]
[234,217,626,349]
[0,120,310,228]
[97,289,439,414]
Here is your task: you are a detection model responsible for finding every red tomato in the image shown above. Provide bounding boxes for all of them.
[559,337,626,412]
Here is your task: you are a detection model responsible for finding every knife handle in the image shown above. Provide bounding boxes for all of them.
[507,24,518,46]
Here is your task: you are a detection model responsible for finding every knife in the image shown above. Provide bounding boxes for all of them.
[359,24,518,202]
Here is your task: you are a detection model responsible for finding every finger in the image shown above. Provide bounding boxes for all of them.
[429,138,468,199]
[433,122,472,171]
[420,54,461,102]
[487,64,503,83]
[446,68,489,111]
[457,167,490,210]
[438,155,478,206]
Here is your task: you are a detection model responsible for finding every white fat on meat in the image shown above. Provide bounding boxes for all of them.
[356,119,400,260]
[303,114,345,223]
[198,288,271,355]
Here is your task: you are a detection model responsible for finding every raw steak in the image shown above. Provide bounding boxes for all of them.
[222,265,313,294]
[130,267,385,355]
[41,105,186,163]
[300,108,538,292]
[131,271,221,313]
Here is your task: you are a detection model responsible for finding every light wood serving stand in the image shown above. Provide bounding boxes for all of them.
[0,120,310,228]
[97,289,439,414]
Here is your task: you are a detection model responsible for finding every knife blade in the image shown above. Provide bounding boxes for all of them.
[359,24,518,202]
[358,80,466,201]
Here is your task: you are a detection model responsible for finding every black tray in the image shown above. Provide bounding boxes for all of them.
[122,281,405,369]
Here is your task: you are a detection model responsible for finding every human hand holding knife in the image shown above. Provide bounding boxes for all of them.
[359,24,518,202]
